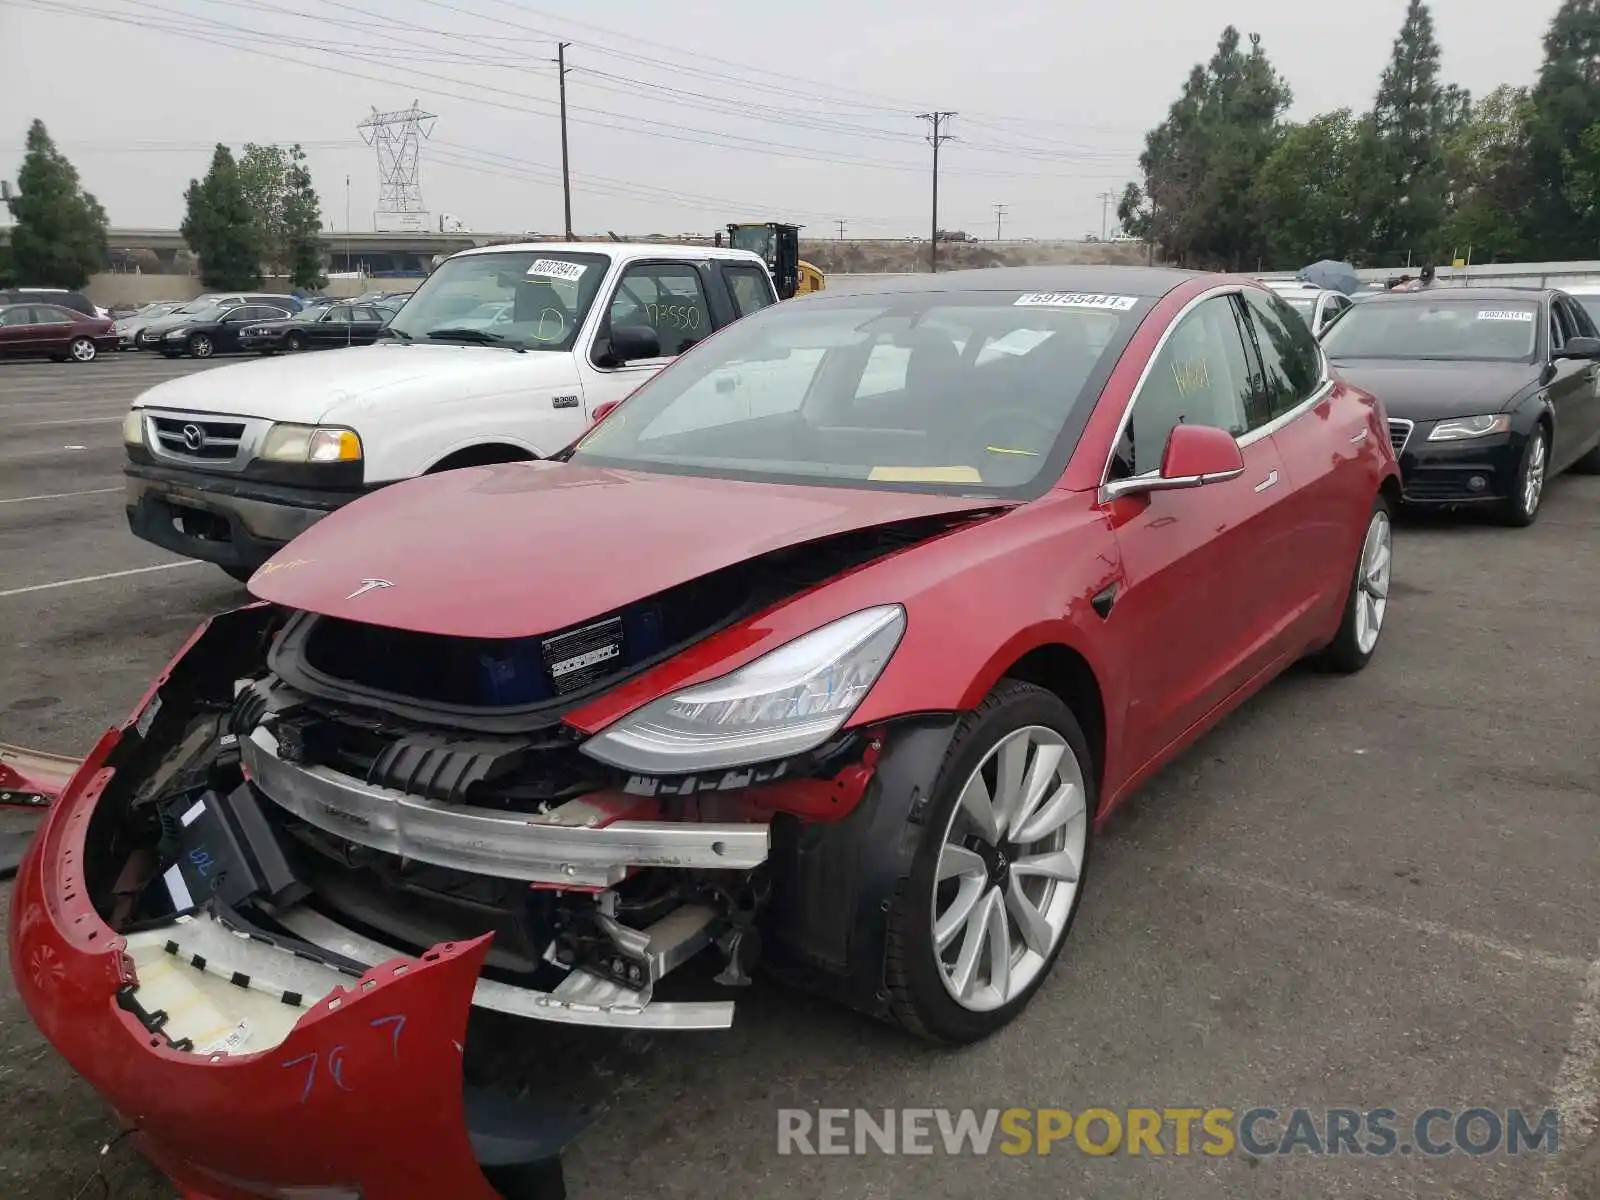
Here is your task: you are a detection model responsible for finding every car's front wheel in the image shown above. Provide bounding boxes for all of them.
[285,332,306,352]
[187,333,214,359]
[1500,425,1548,526]
[885,680,1094,1044]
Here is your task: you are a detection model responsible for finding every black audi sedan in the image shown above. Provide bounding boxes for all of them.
[1320,286,1600,525]
[236,300,397,353]
[147,301,296,358]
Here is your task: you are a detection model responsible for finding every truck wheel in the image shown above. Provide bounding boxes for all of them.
[883,680,1094,1044]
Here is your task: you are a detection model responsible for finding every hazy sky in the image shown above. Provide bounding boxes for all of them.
[0,0,1564,240]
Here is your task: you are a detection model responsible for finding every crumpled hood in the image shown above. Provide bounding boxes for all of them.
[131,343,575,425]
[1331,358,1541,421]
[248,461,1012,639]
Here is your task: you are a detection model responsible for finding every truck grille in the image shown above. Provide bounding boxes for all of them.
[149,415,246,461]
[1387,418,1413,456]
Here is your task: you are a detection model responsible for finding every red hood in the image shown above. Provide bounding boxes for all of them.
[248,462,1010,639]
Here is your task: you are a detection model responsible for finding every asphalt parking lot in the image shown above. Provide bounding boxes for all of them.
[0,353,1596,1200]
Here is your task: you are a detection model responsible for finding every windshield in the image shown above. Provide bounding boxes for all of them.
[1320,297,1540,361]
[386,250,611,350]
[568,290,1143,495]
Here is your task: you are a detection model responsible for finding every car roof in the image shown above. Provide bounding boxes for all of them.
[795,264,1209,300]
[450,241,769,266]
[1356,286,1552,304]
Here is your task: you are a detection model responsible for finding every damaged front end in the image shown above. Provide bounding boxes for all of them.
[12,518,964,1198]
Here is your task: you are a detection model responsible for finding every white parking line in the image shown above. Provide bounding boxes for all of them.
[0,487,121,506]
[0,561,202,598]
[13,416,123,428]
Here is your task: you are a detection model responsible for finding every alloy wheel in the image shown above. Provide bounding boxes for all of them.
[1522,431,1547,517]
[68,338,95,362]
[190,335,213,358]
[931,725,1088,1013]
[1354,509,1391,654]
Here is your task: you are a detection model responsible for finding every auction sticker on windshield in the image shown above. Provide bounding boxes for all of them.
[1014,293,1138,311]
[1477,309,1535,321]
[527,259,587,281]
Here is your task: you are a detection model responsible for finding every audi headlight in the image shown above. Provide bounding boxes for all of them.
[259,423,363,463]
[580,605,906,774]
[122,408,144,445]
[1428,414,1510,441]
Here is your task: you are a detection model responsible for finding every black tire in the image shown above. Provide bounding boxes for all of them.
[1313,493,1394,674]
[220,564,255,583]
[67,337,97,363]
[883,679,1095,1044]
[285,332,306,352]
[1498,424,1549,527]
[187,333,214,359]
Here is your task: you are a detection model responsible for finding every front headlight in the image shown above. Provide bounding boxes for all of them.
[580,605,906,775]
[122,408,144,445]
[163,327,189,339]
[1427,414,1511,441]
[258,423,363,463]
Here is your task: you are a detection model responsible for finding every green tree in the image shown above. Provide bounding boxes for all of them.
[1367,0,1457,263]
[1251,110,1390,267]
[1439,85,1534,262]
[1123,27,1292,269]
[181,144,261,290]
[1525,0,1600,256]
[238,143,290,275]
[3,119,109,288]
[282,148,326,290]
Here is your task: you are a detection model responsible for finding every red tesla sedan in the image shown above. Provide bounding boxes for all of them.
[10,267,1399,1198]
[0,301,116,362]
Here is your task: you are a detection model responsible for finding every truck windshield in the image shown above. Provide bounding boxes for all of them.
[387,250,611,351]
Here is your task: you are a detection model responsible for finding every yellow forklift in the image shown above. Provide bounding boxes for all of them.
[721,222,825,299]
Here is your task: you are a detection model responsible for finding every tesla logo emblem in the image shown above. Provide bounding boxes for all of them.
[345,578,394,600]
[181,423,207,451]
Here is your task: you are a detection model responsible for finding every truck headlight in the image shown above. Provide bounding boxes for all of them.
[580,605,905,775]
[259,423,363,463]
[122,409,144,445]
[1427,414,1510,441]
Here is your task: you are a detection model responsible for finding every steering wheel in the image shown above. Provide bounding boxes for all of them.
[971,409,1059,462]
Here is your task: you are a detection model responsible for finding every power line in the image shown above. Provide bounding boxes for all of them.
[919,112,956,273]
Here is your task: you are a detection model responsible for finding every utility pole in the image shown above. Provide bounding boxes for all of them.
[344,174,351,279]
[556,42,573,240]
[917,111,956,272]
[993,203,1007,242]
[1096,190,1114,242]
[836,219,846,240]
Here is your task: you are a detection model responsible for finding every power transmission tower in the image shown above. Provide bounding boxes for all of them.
[555,43,573,239]
[993,203,1007,242]
[836,219,847,240]
[358,101,437,232]
[1096,190,1115,241]
[917,111,956,272]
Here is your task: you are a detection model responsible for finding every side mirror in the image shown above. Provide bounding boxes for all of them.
[1556,335,1600,360]
[600,324,661,367]
[1099,423,1246,503]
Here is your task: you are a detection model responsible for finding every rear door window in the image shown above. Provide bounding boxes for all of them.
[723,264,777,318]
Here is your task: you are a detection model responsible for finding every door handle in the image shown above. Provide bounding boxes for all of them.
[1254,470,1279,493]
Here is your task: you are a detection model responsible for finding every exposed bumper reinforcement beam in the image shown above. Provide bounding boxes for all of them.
[276,906,737,1030]
[0,743,80,807]
[241,727,770,888]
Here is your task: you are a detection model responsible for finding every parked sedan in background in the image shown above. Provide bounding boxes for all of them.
[1321,286,1600,525]
[113,301,187,350]
[0,302,116,362]
[1265,280,1355,336]
[238,300,398,353]
[0,287,104,318]
[149,302,296,358]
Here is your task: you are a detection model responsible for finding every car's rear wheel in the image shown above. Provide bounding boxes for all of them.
[885,681,1094,1044]
[1499,425,1548,526]
[68,337,97,363]
[1313,494,1392,674]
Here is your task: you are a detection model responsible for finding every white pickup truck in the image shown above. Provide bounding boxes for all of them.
[122,241,779,579]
